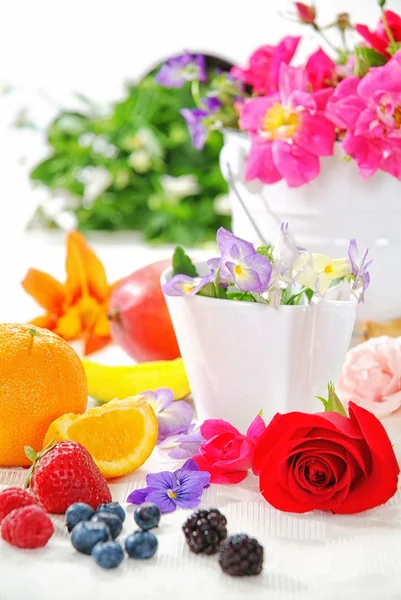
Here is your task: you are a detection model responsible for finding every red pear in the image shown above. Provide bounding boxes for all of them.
[108,259,180,362]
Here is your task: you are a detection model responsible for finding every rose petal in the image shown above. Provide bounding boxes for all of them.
[200,419,241,439]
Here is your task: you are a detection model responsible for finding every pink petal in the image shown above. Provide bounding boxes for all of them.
[239,95,279,132]
[325,78,365,130]
[355,23,390,57]
[209,470,249,484]
[358,59,401,101]
[313,88,335,111]
[272,140,320,187]
[246,415,266,443]
[200,419,240,440]
[279,63,307,105]
[288,91,316,113]
[306,48,336,91]
[381,145,401,180]
[269,36,301,91]
[296,112,335,156]
[355,108,384,138]
[342,133,383,180]
[244,137,282,184]
[212,438,254,472]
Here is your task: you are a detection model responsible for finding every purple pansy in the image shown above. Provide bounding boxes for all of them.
[348,239,372,303]
[158,424,204,459]
[156,52,207,88]
[126,459,210,514]
[216,227,272,293]
[141,388,194,442]
[180,96,221,150]
[162,272,214,297]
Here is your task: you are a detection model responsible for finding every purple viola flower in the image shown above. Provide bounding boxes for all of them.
[348,239,373,303]
[142,388,193,442]
[156,52,207,88]
[126,459,210,514]
[162,272,213,297]
[216,227,272,293]
[180,96,221,150]
[158,424,204,459]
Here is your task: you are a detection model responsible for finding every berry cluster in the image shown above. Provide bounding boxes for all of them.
[67,501,161,569]
[0,487,54,549]
[182,508,263,577]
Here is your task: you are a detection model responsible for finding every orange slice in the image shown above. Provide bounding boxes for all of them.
[43,396,158,479]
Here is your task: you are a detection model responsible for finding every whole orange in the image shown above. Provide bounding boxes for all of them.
[0,323,87,466]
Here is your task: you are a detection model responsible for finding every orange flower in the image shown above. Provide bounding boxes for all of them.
[22,231,115,355]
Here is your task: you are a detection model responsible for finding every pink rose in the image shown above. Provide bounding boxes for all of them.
[337,336,401,418]
[193,416,266,484]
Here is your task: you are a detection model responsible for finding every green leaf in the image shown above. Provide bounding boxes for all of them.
[355,47,388,77]
[197,282,216,298]
[256,245,274,261]
[317,382,347,416]
[214,284,227,299]
[226,291,256,302]
[172,246,198,277]
[24,446,37,463]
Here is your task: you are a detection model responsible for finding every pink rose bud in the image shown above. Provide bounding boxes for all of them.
[294,2,316,25]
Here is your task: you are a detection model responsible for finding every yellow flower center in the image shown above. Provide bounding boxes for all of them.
[182,283,195,294]
[167,490,177,499]
[324,265,333,274]
[394,106,401,129]
[262,103,300,140]
[234,265,243,276]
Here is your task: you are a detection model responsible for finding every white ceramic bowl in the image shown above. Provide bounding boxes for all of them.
[161,262,357,430]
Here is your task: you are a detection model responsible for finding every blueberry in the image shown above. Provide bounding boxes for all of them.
[65,503,95,533]
[71,521,110,554]
[125,531,158,559]
[134,503,161,531]
[97,502,126,523]
[92,512,123,540]
[92,541,124,569]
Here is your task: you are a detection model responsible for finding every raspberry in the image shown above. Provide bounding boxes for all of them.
[0,487,37,523]
[1,505,54,549]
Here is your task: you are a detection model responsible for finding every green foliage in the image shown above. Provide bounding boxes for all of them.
[354,47,388,77]
[30,74,230,245]
[172,246,198,277]
[316,382,347,416]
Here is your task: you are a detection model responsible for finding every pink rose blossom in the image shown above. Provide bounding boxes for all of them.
[240,63,335,187]
[356,10,401,59]
[326,51,401,180]
[337,336,401,419]
[294,2,316,25]
[192,415,266,484]
[231,36,300,95]
[305,48,337,91]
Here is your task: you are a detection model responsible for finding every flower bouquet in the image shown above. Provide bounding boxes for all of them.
[161,224,371,429]
[156,1,401,328]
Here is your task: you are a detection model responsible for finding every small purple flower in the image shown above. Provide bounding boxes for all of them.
[126,459,210,514]
[348,239,373,303]
[162,273,213,297]
[156,53,207,88]
[158,424,204,459]
[216,227,272,293]
[180,96,221,150]
[142,388,194,442]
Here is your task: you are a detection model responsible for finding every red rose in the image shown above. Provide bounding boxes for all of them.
[294,2,316,25]
[253,402,399,514]
[356,10,401,58]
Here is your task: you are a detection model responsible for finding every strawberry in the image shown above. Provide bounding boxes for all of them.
[24,441,112,514]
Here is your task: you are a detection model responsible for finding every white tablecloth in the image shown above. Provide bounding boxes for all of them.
[1,232,401,600]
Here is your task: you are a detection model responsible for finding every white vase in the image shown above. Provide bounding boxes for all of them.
[161,263,356,431]
[219,131,401,323]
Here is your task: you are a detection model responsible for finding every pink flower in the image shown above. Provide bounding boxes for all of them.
[305,48,337,91]
[231,36,300,95]
[192,415,266,484]
[240,63,335,187]
[337,336,401,419]
[326,51,401,180]
[294,2,316,25]
[356,10,401,59]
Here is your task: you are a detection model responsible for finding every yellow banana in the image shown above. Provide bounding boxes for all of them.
[81,357,190,403]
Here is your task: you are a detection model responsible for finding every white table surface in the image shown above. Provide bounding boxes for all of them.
[1,231,401,600]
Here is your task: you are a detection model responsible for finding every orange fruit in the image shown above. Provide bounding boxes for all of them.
[43,396,158,479]
[0,323,87,467]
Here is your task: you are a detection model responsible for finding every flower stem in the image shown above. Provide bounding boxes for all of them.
[313,23,342,57]
[191,80,202,108]
[380,7,397,52]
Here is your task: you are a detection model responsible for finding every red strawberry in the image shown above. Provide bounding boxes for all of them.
[1,505,54,549]
[24,441,112,514]
[0,487,37,523]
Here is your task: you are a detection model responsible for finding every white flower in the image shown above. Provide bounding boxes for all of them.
[128,149,152,173]
[77,166,112,206]
[293,251,351,295]
[214,193,231,216]
[160,174,200,203]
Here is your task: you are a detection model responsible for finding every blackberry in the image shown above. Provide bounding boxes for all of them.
[182,508,227,555]
[219,534,263,576]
